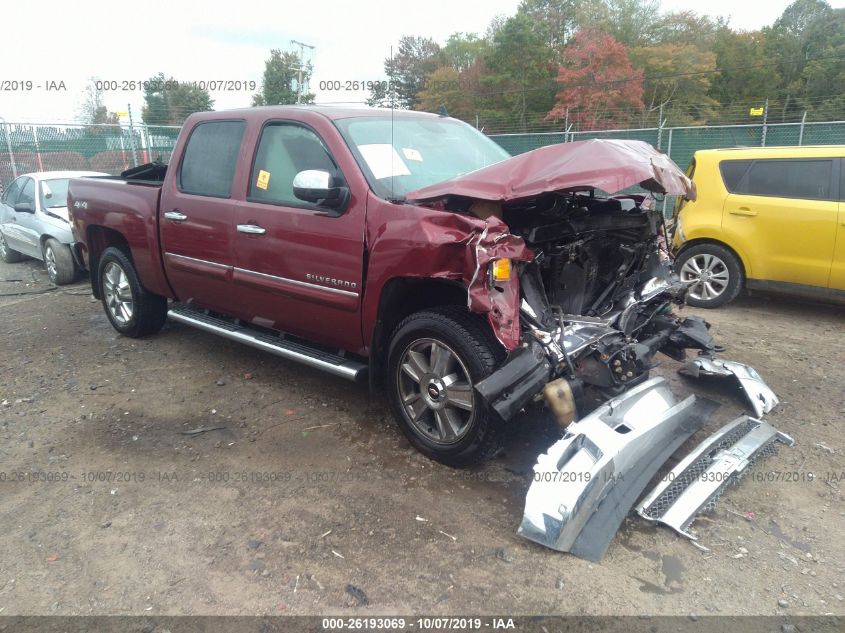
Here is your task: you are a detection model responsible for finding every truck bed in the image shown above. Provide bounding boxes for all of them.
[67,174,174,300]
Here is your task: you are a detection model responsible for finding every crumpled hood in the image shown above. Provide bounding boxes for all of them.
[406,138,695,203]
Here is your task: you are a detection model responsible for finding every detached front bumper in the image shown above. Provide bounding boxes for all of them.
[518,377,718,561]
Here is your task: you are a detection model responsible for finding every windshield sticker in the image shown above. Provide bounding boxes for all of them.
[358,144,411,180]
[402,147,423,162]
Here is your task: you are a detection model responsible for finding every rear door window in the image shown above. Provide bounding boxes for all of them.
[719,160,751,192]
[741,159,833,201]
[178,120,246,198]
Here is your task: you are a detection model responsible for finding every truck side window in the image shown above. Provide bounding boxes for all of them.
[248,123,338,206]
[178,120,245,198]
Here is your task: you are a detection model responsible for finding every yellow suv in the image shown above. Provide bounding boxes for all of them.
[672,146,844,307]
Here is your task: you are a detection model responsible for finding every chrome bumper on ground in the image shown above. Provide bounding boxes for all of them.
[679,357,779,417]
[518,376,718,561]
[636,415,794,539]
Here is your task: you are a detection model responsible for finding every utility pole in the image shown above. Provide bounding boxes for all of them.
[290,40,315,104]
[761,98,769,147]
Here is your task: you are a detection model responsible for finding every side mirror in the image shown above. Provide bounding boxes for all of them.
[292,170,348,210]
[14,202,35,214]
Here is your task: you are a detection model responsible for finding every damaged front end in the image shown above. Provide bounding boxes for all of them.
[406,139,788,559]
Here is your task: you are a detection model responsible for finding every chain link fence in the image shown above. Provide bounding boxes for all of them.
[0,122,180,189]
[2,119,845,199]
[489,120,845,173]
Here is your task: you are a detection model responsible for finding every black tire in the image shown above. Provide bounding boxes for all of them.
[675,243,744,308]
[43,238,77,285]
[386,306,507,467]
[97,246,167,337]
[0,231,23,263]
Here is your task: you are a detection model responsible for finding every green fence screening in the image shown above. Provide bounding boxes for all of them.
[490,120,845,174]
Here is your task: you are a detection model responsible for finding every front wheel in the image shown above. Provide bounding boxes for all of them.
[386,306,506,467]
[676,243,744,308]
[98,247,167,337]
[43,238,77,285]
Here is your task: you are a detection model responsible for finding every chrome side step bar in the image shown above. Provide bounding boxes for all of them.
[167,304,367,382]
[636,415,794,539]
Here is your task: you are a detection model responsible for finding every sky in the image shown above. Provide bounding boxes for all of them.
[0,0,842,124]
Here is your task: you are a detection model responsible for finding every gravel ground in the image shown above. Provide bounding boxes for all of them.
[0,256,843,617]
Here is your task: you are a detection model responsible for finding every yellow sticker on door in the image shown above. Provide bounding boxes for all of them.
[256,170,271,190]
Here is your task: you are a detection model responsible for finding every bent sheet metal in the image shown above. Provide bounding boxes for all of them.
[637,415,794,539]
[518,377,718,561]
[679,357,779,417]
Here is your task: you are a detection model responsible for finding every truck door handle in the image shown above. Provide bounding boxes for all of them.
[164,210,188,222]
[237,224,266,235]
[729,207,757,217]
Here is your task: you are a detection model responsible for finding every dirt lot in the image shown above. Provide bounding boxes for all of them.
[0,256,843,617]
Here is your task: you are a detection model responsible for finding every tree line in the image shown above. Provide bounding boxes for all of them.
[370,0,845,132]
[81,0,844,133]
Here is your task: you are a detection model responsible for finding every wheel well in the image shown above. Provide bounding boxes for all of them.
[675,238,747,277]
[369,277,469,392]
[87,226,130,299]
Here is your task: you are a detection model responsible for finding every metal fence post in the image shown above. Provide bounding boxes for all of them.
[761,98,769,147]
[0,117,17,179]
[32,125,44,171]
[661,128,674,218]
[798,111,806,146]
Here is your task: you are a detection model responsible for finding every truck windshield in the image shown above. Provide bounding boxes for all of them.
[334,115,510,200]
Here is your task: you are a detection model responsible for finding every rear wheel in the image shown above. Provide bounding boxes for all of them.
[43,238,77,285]
[0,231,23,263]
[386,306,506,467]
[676,243,744,308]
[98,246,167,337]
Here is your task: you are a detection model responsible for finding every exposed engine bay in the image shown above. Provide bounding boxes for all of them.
[468,191,715,423]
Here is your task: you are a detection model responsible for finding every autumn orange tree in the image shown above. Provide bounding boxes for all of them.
[546,28,644,130]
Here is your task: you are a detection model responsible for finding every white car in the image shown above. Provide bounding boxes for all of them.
[0,170,107,284]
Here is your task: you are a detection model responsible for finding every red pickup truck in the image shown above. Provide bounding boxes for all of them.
[68,106,715,467]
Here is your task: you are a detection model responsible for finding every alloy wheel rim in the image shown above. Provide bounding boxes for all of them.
[680,253,730,301]
[397,337,475,445]
[0,235,6,257]
[103,262,134,325]
[45,246,57,279]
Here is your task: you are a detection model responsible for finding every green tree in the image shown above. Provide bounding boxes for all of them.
[252,50,314,106]
[799,7,845,119]
[442,33,488,72]
[630,43,718,125]
[579,0,663,47]
[517,0,579,53]
[141,72,214,125]
[368,36,443,109]
[709,29,780,109]
[482,13,557,131]
[764,0,833,120]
